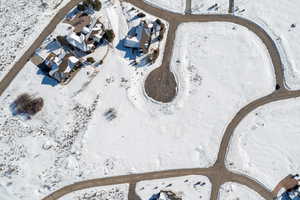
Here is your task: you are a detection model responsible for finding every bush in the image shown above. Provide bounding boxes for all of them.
[86,57,96,63]
[12,94,44,116]
[103,29,115,43]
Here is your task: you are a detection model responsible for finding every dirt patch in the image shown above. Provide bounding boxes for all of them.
[144,67,177,103]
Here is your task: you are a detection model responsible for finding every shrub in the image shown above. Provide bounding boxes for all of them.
[103,29,115,43]
[86,57,96,63]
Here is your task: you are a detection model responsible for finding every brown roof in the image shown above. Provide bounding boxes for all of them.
[66,14,91,33]
[58,54,72,73]
[140,28,151,53]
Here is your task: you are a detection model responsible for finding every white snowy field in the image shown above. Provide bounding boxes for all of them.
[59,184,128,200]
[192,0,228,14]
[234,0,300,90]
[136,176,211,199]
[226,97,300,190]
[144,0,186,14]
[80,22,275,176]
[0,3,277,200]
[0,0,69,81]
[219,182,264,200]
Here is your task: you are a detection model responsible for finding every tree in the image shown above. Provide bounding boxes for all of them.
[77,4,86,11]
[103,29,115,43]
[92,0,102,11]
[82,0,101,11]
[136,12,146,18]
[12,94,44,116]
[24,97,44,116]
[86,57,96,63]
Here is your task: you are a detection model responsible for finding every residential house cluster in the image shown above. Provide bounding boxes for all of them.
[32,7,107,83]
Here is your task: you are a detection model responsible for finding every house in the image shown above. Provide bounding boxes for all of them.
[49,54,81,82]
[33,43,66,73]
[124,21,151,53]
[65,16,105,52]
[66,32,94,52]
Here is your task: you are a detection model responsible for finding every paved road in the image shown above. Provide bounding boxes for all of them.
[0,0,298,199]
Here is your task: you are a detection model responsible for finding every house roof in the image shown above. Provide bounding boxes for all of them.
[67,14,91,33]
[69,56,79,64]
[124,37,140,48]
[124,21,151,50]
[66,33,91,52]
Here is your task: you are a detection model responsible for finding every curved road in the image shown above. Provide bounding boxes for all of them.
[0,0,299,199]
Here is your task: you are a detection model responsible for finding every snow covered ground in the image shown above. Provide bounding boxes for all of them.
[234,0,300,90]
[226,97,300,190]
[59,184,128,200]
[192,0,229,14]
[219,182,264,200]
[0,15,276,200]
[0,0,69,81]
[79,22,276,176]
[136,176,211,200]
[144,0,185,14]
[0,1,278,200]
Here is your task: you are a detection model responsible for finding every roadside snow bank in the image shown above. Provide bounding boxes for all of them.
[226,97,300,189]
[235,0,300,90]
[219,182,264,200]
[136,176,211,200]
